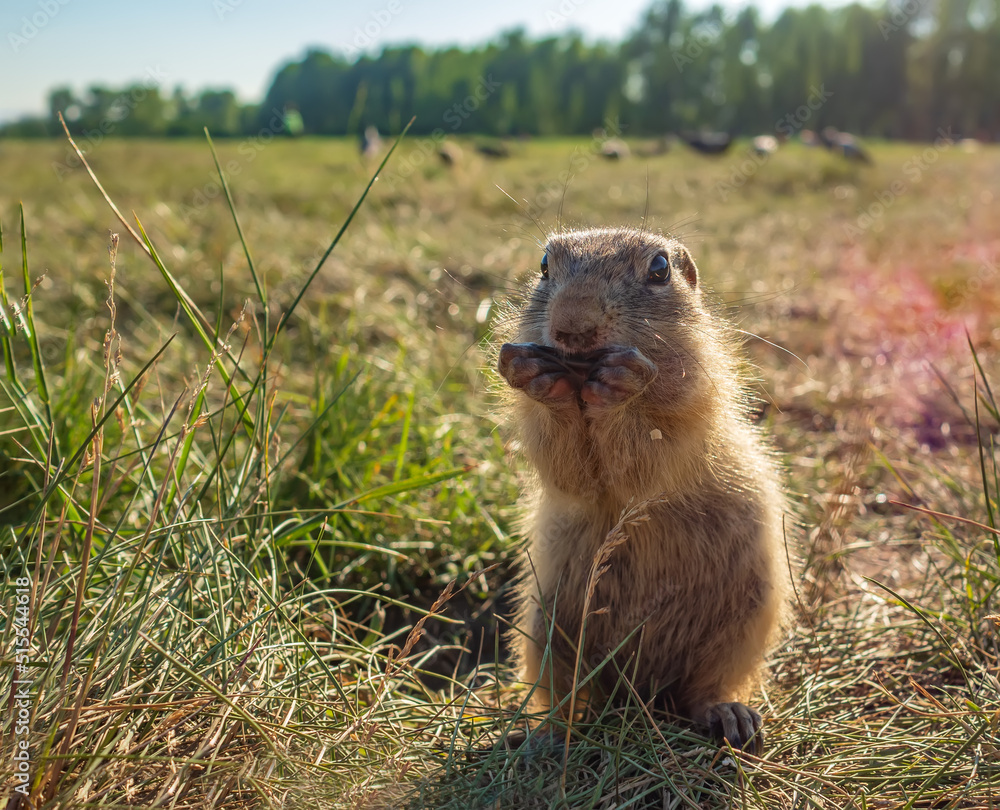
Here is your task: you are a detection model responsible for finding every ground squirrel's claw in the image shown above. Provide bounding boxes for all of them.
[705,702,763,753]
[498,343,581,402]
[581,347,657,407]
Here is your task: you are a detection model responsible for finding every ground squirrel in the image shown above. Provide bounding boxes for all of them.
[496,227,790,750]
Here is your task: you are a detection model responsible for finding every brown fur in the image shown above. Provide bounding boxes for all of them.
[495,227,790,742]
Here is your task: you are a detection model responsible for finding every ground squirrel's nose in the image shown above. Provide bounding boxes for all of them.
[549,289,605,353]
[553,326,598,352]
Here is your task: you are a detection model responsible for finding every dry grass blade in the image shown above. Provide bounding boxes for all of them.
[563,497,656,769]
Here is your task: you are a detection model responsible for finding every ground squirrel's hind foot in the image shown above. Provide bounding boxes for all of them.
[703,702,763,754]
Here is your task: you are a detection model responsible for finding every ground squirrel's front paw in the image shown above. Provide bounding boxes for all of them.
[703,702,763,753]
[581,347,658,407]
[498,343,584,403]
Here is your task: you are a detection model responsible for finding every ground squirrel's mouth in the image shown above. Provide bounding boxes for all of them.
[533,343,610,373]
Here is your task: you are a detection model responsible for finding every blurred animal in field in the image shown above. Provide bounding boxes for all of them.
[800,129,822,147]
[751,135,779,156]
[601,139,630,160]
[680,131,733,155]
[360,126,382,160]
[476,141,511,159]
[437,140,463,166]
[635,137,672,157]
[822,127,872,163]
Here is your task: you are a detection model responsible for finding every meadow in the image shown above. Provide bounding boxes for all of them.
[1,131,998,808]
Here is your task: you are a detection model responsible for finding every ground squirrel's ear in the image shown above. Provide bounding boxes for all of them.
[671,246,699,289]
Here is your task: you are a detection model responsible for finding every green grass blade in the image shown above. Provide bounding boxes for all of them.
[0,217,16,381]
[0,376,51,461]
[19,204,52,423]
[900,715,991,810]
[268,117,415,351]
[203,129,267,317]
[967,330,998,424]
[972,362,997,535]
[132,217,255,435]
[18,335,176,533]
[865,576,972,694]
[394,391,415,483]
[333,465,471,509]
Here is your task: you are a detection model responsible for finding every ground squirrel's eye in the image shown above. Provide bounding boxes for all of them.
[647,253,670,284]
[540,252,549,278]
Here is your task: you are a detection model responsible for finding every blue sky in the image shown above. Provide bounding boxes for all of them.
[0,0,836,123]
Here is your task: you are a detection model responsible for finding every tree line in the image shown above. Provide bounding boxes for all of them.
[4,0,998,142]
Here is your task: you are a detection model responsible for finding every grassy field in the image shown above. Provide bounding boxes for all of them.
[1,132,998,808]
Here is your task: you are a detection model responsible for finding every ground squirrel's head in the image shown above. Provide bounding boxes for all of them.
[512,227,730,413]
[520,228,701,354]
